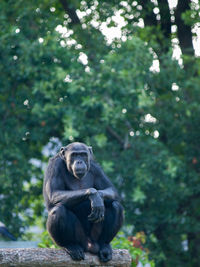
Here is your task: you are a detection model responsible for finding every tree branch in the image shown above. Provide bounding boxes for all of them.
[0,248,131,267]
[106,126,132,150]
[106,126,124,147]
[59,0,80,25]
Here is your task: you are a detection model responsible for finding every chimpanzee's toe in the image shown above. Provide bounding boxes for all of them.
[86,239,100,254]
[64,244,85,261]
[99,243,112,262]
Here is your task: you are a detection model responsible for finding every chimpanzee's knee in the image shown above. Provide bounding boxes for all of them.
[112,201,124,228]
[104,200,124,226]
[47,205,76,246]
[47,204,88,248]
[47,205,66,231]
[98,200,123,244]
[47,206,62,231]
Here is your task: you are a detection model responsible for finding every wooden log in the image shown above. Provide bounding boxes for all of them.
[0,248,131,267]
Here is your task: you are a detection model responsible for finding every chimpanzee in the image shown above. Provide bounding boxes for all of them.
[43,142,123,262]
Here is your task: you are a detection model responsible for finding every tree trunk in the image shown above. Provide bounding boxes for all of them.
[175,0,194,57]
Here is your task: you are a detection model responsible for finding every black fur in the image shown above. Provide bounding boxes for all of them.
[43,142,123,262]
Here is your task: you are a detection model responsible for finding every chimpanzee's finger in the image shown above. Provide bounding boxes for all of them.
[88,208,98,221]
[94,208,105,223]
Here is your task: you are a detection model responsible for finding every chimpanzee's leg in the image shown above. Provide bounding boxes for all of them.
[47,204,88,260]
[71,200,91,237]
[99,200,124,243]
[71,200,100,254]
[93,200,124,262]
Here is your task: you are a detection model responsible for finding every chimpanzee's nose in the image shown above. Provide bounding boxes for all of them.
[77,160,82,164]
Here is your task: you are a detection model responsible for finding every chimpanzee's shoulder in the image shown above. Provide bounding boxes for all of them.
[90,160,102,174]
[48,153,64,167]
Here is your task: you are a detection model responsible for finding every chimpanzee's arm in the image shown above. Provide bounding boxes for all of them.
[46,182,96,208]
[44,157,95,208]
[92,162,119,201]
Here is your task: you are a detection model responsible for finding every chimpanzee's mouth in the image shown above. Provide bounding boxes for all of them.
[75,169,85,174]
[75,167,87,173]
[74,169,86,178]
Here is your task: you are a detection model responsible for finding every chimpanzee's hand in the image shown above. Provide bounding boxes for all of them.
[88,192,105,223]
[86,188,97,196]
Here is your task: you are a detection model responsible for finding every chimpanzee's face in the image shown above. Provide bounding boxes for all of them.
[63,143,91,179]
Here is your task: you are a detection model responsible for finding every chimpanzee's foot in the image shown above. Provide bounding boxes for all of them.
[64,244,85,261]
[86,239,100,254]
[98,243,112,262]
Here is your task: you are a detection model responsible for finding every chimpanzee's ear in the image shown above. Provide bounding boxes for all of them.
[88,146,93,156]
[59,147,66,160]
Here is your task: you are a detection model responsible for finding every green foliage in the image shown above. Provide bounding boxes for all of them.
[112,232,155,267]
[38,230,58,249]
[1,0,200,266]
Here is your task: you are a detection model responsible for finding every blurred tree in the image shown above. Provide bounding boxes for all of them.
[0,0,200,266]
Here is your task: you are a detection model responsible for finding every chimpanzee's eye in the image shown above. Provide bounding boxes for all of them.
[70,152,88,159]
[71,153,77,159]
[80,153,88,158]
